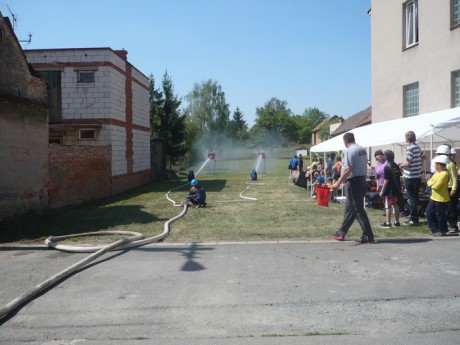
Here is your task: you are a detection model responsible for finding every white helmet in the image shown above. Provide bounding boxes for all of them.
[435,145,451,155]
[433,155,450,165]
[451,148,456,154]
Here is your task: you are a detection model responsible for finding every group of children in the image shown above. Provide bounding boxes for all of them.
[375,146,458,236]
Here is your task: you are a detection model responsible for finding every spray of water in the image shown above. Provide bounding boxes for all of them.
[195,157,211,176]
[255,154,262,171]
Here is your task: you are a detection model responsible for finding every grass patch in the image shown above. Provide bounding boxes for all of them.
[0,155,431,245]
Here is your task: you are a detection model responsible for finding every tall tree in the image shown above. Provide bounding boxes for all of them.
[161,72,186,165]
[149,71,186,168]
[254,97,297,143]
[298,107,329,143]
[149,74,164,138]
[183,79,231,149]
[229,107,249,140]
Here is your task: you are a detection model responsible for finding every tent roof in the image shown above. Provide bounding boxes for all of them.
[310,107,460,153]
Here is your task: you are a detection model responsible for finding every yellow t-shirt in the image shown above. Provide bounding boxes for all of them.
[427,170,449,202]
[447,161,458,191]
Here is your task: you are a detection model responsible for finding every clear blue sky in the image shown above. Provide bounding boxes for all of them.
[2,0,371,127]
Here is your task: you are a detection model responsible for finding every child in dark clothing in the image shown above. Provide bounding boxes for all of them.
[182,179,207,208]
[379,150,402,228]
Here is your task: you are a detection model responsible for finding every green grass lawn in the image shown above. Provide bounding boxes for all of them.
[0,152,432,245]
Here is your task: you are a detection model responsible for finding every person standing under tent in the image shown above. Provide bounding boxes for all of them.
[378,150,402,228]
[332,156,342,181]
[426,155,450,236]
[327,154,334,175]
[447,147,459,232]
[399,131,426,226]
[374,149,387,193]
[332,132,375,244]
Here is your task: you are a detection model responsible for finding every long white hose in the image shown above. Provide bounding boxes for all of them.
[1,192,189,320]
[0,165,265,320]
[0,231,143,320]
[45,206,188,253]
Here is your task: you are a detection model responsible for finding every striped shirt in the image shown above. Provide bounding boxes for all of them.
[403,143,424,179]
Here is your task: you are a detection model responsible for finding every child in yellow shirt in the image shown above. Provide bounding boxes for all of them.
[426,155,450,236]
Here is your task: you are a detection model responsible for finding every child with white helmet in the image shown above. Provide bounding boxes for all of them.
[426,155,450,236]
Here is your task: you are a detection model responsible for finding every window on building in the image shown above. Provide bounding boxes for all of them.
[404,0,419,48]
[453,0,460,27]
[49,137,62,144]
[79,129,96,140]
[404,82,419,117]
[77,70,95,83]
[453,70,460,108]
[39,71,62,123]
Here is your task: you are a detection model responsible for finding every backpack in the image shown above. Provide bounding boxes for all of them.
[251,169,257,181]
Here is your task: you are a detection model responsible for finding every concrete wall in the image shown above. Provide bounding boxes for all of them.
[0,13,50,219]
[0,97,49,218]
[371,0,460,123]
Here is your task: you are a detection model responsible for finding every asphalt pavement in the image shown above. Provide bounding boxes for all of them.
[0,238,459,345]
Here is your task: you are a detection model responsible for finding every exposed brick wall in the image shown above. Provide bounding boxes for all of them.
[48,145,111,208]
[111,169,151,195]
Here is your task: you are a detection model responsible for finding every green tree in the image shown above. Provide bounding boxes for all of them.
[318,118,341,141]
[183,79,231,149]
[150,71,186,168]
[254,97,298,144]
[229,107,249,140]
[149,74,164,138]
[298,107,329,143]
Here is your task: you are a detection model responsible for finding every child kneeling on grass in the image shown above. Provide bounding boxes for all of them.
[182,179,207,208]
[426,155,450,236]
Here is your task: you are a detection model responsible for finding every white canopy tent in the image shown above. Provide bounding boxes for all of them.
[310,107,460,154]
[307,107,460,198]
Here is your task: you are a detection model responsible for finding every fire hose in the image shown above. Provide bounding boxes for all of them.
[0,166,265,320]
[0,189,189,320]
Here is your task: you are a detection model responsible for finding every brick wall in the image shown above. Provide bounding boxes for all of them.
[48,145,111,208]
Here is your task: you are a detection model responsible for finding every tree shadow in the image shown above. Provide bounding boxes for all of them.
[0,205,161,243]
[135,242,214,272]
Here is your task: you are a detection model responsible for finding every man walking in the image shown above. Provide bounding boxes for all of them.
[332,132,375,244]
[399,131,426,225]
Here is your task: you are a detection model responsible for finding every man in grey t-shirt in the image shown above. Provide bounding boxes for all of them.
[332,132,375,244]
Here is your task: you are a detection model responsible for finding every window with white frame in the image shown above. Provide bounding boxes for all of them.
[404,0,419,48]
[454,71,460,108]
[77,70,95,83]
[453,0,460,27]
[404,82,419,117]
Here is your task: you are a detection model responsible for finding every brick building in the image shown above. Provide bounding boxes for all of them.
[24,48,151,207]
